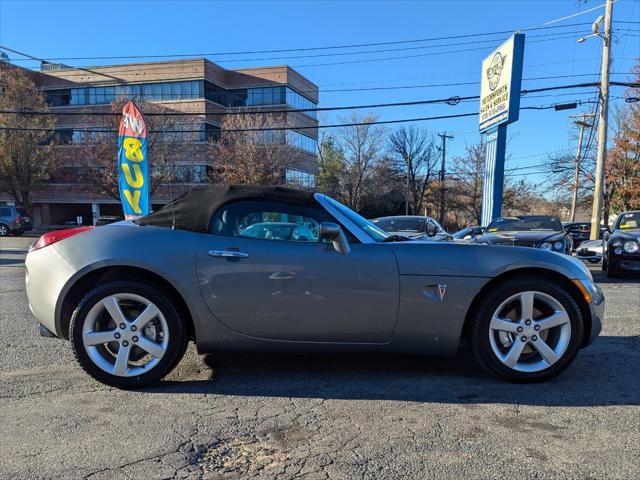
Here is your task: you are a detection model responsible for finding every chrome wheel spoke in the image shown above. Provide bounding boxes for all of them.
[519,291,535,321]
[502,339,527,368]
[132,304,160,330]
[103,296,127,325]
[84,330,117,346]
[136,337,165,359]
[537,311,570,331]
[530,337,560,365]
[490,316,520,333]
[113,343,131,376]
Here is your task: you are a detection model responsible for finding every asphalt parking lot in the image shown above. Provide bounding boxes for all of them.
[1,235,638,480]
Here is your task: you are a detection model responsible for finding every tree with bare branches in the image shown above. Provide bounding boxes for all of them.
[208,113,302,185]
[388,126,438,215]
[335,112,386,210]
[0,65,56,213]
[64,99,191,201]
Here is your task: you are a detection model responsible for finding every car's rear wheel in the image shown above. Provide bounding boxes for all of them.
[470,277,584,382]
[70,281,188,389]
[0,224,9,237]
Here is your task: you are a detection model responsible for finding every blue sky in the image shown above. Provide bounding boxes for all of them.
[0,0,638,189]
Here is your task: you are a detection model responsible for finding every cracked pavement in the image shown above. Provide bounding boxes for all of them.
[1,236,639,479]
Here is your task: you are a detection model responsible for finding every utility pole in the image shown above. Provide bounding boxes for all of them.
[587,0,614,239]
[437,132,454,226]
[568,113,594,222]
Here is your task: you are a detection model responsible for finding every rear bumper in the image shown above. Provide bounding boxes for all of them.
[25,245,76,339]
[9,222,33,232]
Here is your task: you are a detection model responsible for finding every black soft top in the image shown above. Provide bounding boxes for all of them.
[135,185,317,232]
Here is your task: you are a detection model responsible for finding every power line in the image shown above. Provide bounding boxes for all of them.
[0,97,614,134]
[1,22,598,64]
[1,81,637,118]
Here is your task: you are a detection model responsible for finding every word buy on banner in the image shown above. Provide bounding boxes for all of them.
[118,101,150,219]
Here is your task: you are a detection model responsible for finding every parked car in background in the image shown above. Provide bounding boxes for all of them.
[602,210,640,277]
[563,222,608,249]
[371,215,452,241]
[24,185,603,388]
[239,222,317,241]
[474,215,572,255]
[576,239,603,264]
[563,222,591,249]
[453,226,485,241]
[0,205,33,237]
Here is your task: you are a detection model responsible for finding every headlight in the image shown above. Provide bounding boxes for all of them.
[623,241,639,253]
[539,242,553,251]
[553,240,565,251]
[614,247,623,255]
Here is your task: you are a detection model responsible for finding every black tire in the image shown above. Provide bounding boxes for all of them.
[587,259,600,264]
[606,258,621,278]
[469,276,584,382]
[70,280,188,389]
[0,223,9,237]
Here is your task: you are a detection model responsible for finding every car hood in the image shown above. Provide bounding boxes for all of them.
[474,231,564,247]
[610,230,640,242]
[388,240,591,280]
[578,239,603,250]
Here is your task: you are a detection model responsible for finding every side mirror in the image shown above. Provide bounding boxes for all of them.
[426,222,437,237]
[320,222,350,256]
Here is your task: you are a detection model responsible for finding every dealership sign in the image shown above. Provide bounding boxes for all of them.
[118,101,150,219]
[479,34,525,133]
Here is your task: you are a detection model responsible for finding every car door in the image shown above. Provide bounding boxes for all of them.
[196,199,399,343]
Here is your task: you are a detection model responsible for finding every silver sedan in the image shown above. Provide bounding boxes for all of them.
[25,185,604,388]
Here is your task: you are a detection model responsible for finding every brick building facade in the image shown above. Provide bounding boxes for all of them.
[0,58,319,227]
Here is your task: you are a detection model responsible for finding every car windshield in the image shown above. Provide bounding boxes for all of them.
[615,212,640,230]
[323,196,389,241]
[453,227,473,239]
[486,216,562,233]
[372,217,427,233]
[16,208,28,216]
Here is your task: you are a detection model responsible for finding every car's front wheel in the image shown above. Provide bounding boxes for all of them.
[470,277,584,382]
[70,281,188,389]
[0,224,9,237]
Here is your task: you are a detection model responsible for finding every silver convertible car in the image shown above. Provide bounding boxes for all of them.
[25,186,604,388]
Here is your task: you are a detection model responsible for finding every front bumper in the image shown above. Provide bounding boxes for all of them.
[579,278,604,346]
[611,254,640,272]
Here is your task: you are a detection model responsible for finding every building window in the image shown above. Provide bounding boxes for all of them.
[46,89,71,106]
[285,88,317,118]
[286,130,317,155]
[286,168,316,188]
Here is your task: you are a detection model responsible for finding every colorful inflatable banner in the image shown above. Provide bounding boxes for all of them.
[118,101,149,219]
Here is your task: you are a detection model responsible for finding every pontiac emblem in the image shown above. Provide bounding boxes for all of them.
[487,52,507,91]
[437,284,447,301]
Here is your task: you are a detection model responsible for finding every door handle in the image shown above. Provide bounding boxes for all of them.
[208,249,249,259]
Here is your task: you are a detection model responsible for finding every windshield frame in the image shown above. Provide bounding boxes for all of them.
[615,211,640,231]
[486,216,563,233]
[315,194,389,243]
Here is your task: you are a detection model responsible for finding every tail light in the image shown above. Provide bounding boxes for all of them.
[30,226,93,252]
[15,215,21,223]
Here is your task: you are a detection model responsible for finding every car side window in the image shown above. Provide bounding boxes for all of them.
[209,200,332,243]
[0,207,11,217]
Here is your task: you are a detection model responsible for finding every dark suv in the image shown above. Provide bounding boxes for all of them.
[0,205,33,236]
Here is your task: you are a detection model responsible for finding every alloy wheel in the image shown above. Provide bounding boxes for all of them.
[0,224,8,236]
[488,290,572,373]
[81,293,169,377]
